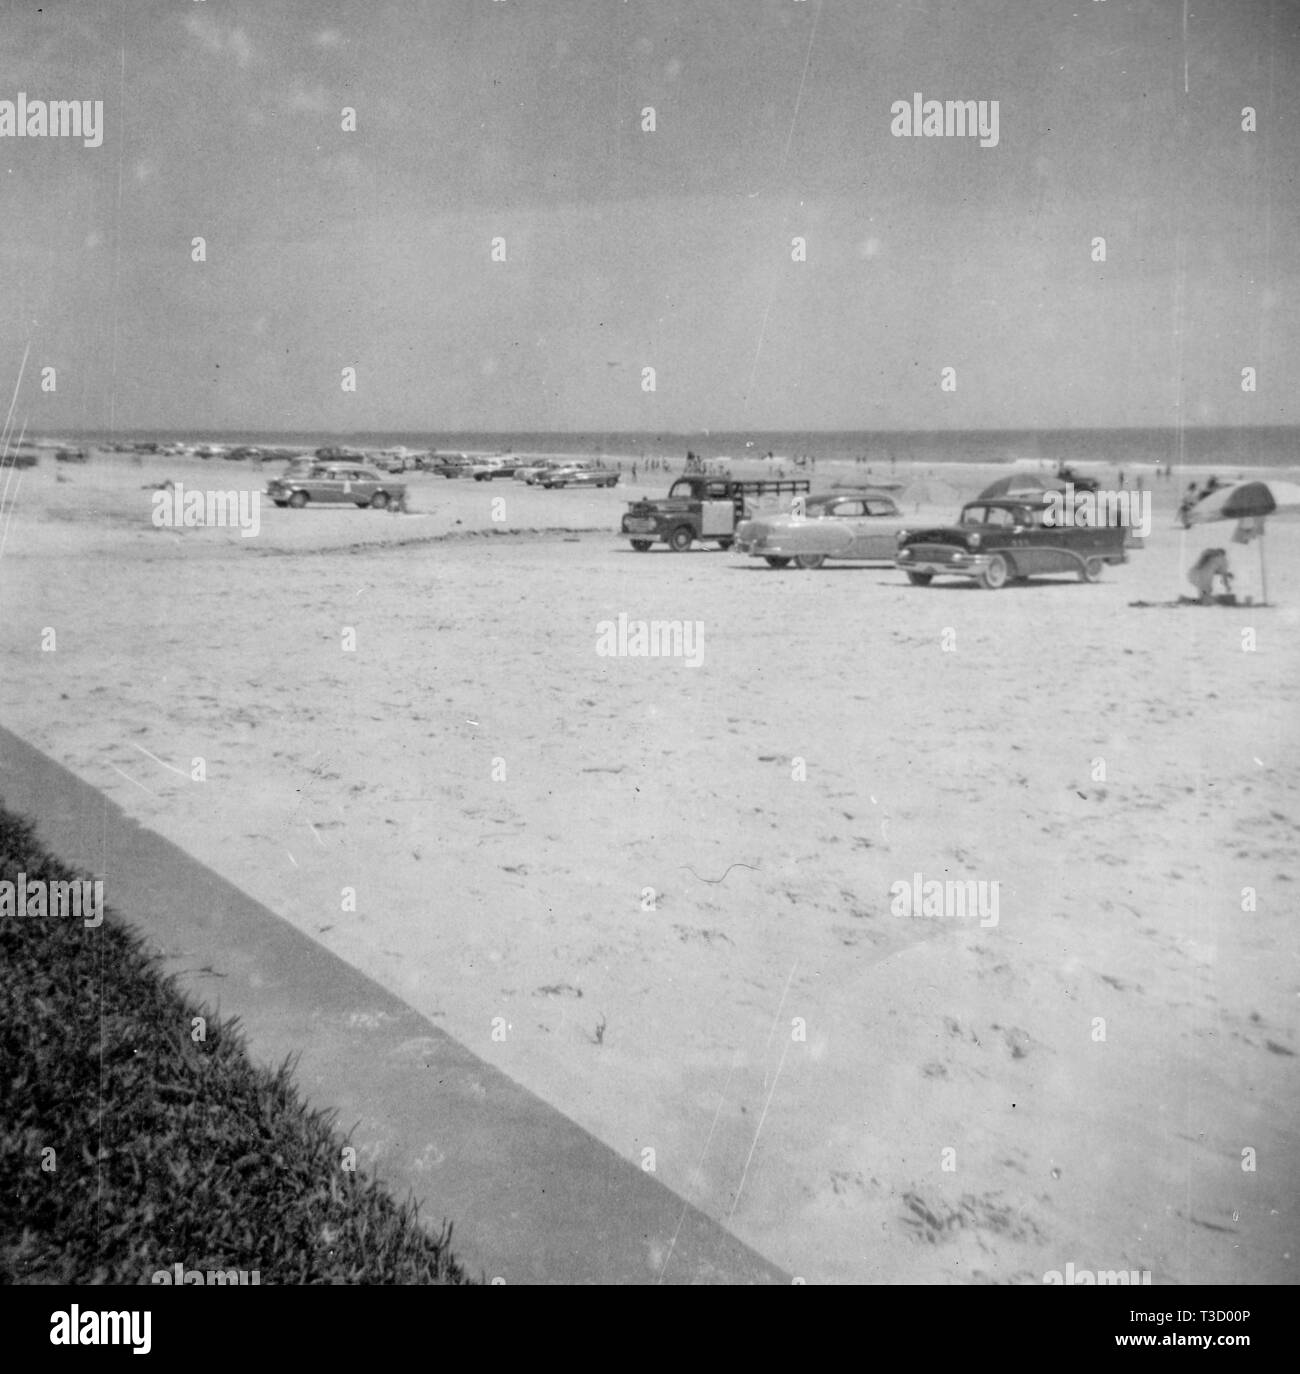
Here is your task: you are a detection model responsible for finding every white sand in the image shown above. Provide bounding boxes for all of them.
[1,450,1296,1283]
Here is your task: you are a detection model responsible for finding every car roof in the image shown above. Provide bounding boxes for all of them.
[809,489,896,504]
[962,495,1048,510]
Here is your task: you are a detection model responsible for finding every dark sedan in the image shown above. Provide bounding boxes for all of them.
[895,495,1128,588]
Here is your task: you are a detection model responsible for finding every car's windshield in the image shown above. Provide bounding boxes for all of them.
[668,480,695,498]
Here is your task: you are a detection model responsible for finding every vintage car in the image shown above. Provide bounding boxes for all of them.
[514,458,563,483]
[366,449,416,474]
[468,456,520,480]
[734,491,908,568]
[621,475,810,551]
[266,462,406,510]
[539,462,619,489]
[313,445,367,463]
[417,452,471,478]
[894,494,1128,588]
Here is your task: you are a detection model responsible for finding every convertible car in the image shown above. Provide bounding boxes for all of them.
[733,490,908,568]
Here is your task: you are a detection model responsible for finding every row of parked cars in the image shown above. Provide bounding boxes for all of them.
[618,475,1133,588]
[262,450,622,509]
[464,456,620,487]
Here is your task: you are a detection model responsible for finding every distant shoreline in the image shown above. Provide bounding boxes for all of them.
[15,426,1300,475]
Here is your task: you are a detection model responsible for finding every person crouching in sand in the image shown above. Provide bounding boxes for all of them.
[1188,548,1234,604]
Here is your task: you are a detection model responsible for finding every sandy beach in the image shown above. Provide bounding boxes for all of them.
[1,449,1297,1284]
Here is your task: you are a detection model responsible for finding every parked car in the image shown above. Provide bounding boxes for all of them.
[514,458,562,483]
[621,475,810,551]
[367,448,423,473]
[55,447,89,463]
[417,452,471,478]
[266,463,406,510]
[734,491,908,568]
[1054,464,1100,493]
[894,494,1129,588]
[539,463,619,489]
[313,445,367,462]
[468,456,519,481]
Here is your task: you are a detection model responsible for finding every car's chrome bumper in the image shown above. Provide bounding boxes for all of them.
[895,551,991,576]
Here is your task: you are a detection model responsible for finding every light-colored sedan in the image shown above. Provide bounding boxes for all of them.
[468,456,519,480]
[267,463,406,510]
[539,462,619,488]
[514,458,562,483]
[734,491,908,568]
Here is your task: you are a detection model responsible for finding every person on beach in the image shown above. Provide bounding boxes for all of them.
[1188,548,1234,604]
[1177,482,1200,527]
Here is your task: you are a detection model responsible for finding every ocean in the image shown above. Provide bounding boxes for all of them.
[28,427,1300,470]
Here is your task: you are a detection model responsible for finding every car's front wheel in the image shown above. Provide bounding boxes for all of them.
[979,554,1010,589]
[288,490,308,509]
[764,556,791,568]
[905,571,933,586]
[795,553,826,570]
[630,540,653,552]
[370,491,390,510]
[1080,556,1104,583]
[668,525,693,552]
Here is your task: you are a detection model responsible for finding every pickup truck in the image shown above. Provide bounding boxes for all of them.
[621,475,811,552]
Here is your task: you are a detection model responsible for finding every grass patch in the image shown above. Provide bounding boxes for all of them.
[0,805,473,1284]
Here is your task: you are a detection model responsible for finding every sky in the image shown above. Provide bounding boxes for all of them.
[1,0,1297,433]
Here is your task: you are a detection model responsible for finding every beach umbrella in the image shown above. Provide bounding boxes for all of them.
[1184,478,1300,524]
[1183,479,1300,605]
[899,476,962,511]
[976,473,1065,501]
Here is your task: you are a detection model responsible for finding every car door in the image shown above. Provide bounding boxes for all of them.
[700,481,735,536]
[1020,504,1072,573]
[1011,505,1058,574]
[351,468,379,503]
[991,505,1033,573]
[328,467,354,503]
[980,505,1026,569]
[853,498,905,560]
[816,499,862,557]
[309,466,341,502]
